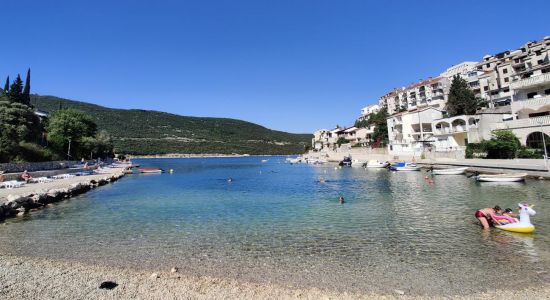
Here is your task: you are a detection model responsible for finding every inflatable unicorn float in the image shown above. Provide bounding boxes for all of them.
[493,203,536,233]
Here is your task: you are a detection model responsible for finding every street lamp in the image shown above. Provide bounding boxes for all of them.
[538,120,548,170]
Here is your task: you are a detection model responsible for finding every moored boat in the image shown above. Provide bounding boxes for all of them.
[475,173,527,182]
[390,162,420,171]
[366,160,389,168]
[432,167,468,175]
[139,168,164,174]
[339,156,352,167]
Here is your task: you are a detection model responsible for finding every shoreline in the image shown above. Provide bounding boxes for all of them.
[1,254,549,299]
[0,167,125,222]
[128,153,299,159]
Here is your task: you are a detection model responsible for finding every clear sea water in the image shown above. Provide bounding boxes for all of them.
[1,157,550,296]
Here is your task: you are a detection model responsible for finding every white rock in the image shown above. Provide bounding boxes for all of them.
[171,267,178,273]
[150,273,159,279]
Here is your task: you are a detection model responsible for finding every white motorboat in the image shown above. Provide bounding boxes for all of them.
[432,167,468,175]
[366,160,389,168]
[390,162,421,171]
[286,157,301,164]
[351,159,366,167]
[475,173,527,182]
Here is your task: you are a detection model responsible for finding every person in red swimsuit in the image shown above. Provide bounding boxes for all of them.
[474,206,502,229]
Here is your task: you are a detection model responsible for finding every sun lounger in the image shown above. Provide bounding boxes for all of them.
[2,180,25,189]
[52,174,76,179]
[30,177,54,183]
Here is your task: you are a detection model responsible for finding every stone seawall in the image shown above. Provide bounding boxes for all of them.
[0,171,125,221]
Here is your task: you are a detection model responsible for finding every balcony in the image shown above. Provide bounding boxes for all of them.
[512,95,550,112]
[502,115,550,129]
[510,73,550,90]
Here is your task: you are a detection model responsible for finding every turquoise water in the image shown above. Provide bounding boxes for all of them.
[1,157,550,295]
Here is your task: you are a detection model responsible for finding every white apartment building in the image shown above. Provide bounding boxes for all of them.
[429,107,513,151]
[387,107,443,155]
[358,104,380,121]
[440,62,478,80]
[380,77,450,115]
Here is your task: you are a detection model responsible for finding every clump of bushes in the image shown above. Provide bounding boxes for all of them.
[466,130,545,159]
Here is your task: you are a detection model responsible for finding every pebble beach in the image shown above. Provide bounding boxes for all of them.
[2,254,550,300]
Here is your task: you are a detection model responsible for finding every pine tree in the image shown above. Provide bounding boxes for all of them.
[23,68,31,106]
[446,75,484,117]
[8,74,24,104]
[3,76,9,93]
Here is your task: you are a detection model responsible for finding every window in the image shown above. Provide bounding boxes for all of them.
[484,86,489,91]
[504,77,509,82]
[527,92,538,99]
[545,89,550,95]
[503,68,508,74]
[486,63,490,68]
[503,87,509,92]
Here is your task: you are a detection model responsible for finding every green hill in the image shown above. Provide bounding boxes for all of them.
[31,95,311,155]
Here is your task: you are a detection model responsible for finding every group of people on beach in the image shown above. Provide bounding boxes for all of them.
[475,206,519,229]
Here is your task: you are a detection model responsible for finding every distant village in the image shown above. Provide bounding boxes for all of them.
[312,36,550,159]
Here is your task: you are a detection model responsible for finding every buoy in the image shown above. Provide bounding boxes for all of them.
[169,169,174,174]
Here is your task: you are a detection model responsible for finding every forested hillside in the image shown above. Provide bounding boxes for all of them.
[31,95,311,155]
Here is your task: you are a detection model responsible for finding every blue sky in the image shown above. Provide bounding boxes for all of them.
[2,0,550,133]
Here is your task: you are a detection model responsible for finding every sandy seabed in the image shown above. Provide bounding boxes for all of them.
[1,255,549,300]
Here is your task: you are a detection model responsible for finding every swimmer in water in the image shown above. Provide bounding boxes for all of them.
[339,196,345,204]
[227,177,233,183]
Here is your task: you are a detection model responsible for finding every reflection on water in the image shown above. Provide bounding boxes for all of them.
[1,157,550,296]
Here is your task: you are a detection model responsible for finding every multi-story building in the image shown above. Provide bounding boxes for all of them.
[358,104,380,121]
[440,61,478,80]
[499,37,550,147]
[386,107,443,154]
[380,77,450,115]
[384,36,550,155]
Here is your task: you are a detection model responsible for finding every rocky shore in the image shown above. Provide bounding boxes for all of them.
[0,169,125,221]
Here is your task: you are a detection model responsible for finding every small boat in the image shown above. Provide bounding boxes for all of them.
[261,159,268,163]
[432,167,468,175]
[390,162,420,171]
[339,157,352,167]
[351,159,366,167]
[139,168,164,174]
[366,160,389,168]
[475,173,527,182]
[286,157,301,164]
[495,203,536,233]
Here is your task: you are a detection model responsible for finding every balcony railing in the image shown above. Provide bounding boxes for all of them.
[512,95,550,111]
[510,73,550,90]
[503,115,550,129]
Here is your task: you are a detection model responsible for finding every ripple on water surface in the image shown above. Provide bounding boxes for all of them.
[1,157,550,296]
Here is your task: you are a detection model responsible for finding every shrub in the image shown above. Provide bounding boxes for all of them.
[17,142,59,162]
[484,130,520,159]
[465,143,487,158]
[517,147,543,159]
